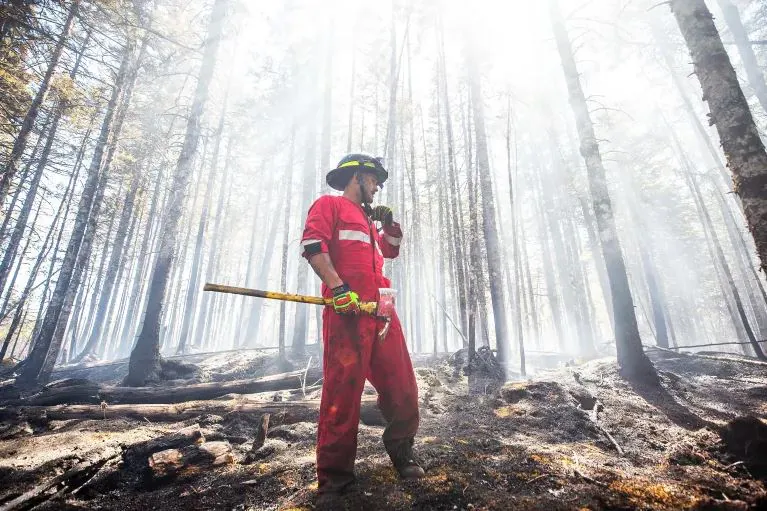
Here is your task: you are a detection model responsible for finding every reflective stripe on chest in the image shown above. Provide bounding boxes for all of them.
[338,229,383,257]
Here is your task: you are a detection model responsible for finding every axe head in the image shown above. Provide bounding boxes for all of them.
[377,288,397,340]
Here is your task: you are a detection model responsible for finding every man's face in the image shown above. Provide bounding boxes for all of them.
[358,172,379,203]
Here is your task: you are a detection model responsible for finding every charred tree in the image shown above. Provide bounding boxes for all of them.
[126,0,228,386]
[465,36,510,370]
[670,0,767,277]
[550,0,654,378]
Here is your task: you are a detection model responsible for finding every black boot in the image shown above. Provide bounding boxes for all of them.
[386,438,425,480]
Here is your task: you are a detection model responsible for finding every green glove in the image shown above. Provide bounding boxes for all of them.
[331,284,360,315]
[371,205,394,226]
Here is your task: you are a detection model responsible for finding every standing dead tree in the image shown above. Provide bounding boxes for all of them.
[126,0,228,386]
[549,0,654,378]
[670,0,767,277]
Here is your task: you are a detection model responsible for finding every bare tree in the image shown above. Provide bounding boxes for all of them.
[549,0,654,378]
[465,37,510,369]
[125,0,228,386]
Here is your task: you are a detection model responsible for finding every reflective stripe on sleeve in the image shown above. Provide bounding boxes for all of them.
[384,234,401,246]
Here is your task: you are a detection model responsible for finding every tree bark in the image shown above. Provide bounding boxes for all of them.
[126,0,228,386]
[550,0,653,377]
[670,0,767,277]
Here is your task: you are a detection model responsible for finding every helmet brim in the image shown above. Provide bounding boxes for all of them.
[326,165,388,191]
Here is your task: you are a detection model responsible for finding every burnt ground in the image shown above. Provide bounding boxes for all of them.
[1,349,766,510]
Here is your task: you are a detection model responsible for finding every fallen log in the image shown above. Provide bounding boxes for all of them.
[0,397,381,425]
[645,345,767,367]
[1,400,321,423]
[9,368,324,406]
[148,441,234,477]
[123,424,204,466]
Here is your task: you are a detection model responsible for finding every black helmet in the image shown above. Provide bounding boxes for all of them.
[326,153,388,191]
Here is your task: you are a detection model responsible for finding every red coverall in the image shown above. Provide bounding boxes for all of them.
[301,195,420,492]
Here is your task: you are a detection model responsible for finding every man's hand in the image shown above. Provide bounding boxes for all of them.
[331,284,360,315]
[371,205,394,226]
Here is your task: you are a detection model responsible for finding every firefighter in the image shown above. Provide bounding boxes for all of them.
[300,153,423,499]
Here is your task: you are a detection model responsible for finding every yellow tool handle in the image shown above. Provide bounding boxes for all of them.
[203,283,378,314]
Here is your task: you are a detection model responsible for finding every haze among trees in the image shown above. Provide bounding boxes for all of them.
[0,0,766,384]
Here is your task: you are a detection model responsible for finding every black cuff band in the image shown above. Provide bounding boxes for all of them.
[332,283,351,296]
[304,242,323,256]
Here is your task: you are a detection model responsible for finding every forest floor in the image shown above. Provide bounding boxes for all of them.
[1,348,766,510]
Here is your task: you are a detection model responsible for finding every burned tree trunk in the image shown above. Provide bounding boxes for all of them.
[126,0,228,386]
[118,164,164,356]
[550,0,654,378]
[465,37,510,370]
[670,0,767,277]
